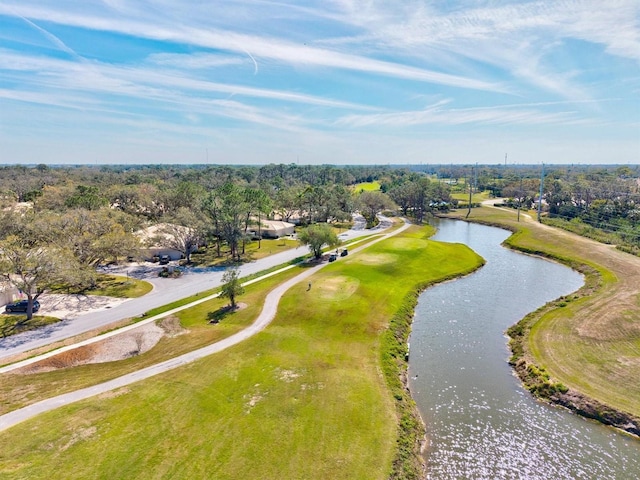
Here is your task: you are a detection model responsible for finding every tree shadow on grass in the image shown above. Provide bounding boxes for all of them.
[207,305,237,324]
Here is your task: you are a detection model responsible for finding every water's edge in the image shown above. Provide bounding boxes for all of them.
[438,215,640,438]
[384,242,485,479]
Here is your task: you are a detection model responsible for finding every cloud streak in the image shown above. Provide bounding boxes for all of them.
[0,2,505,93]
[0,1,638,165]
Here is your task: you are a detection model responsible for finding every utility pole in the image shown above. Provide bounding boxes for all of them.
[466,165,473,219]
[537,163,545,223]
[517,176,523,222]
[474,162,478,194]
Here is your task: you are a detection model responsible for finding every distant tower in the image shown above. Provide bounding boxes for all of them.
[505,153,507,166]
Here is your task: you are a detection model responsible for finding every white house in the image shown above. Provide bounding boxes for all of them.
[134,223,196,261]
[257,220,295,238]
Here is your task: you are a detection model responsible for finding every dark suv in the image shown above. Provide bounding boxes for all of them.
[4,300,40,313]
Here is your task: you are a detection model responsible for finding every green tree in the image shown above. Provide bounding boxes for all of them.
[219,267,245,309]
[298,223,339,259]
[214,183,248,261]
[64,185,108,210]
[0,235,72,322]
[156,207,206,263]
[52,209,141,270]
[356,191,396,227]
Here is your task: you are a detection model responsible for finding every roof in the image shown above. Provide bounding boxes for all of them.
[260,220,295,230]
[135,223,193,248]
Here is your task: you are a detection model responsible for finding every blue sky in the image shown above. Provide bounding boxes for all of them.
[0,0,638,165]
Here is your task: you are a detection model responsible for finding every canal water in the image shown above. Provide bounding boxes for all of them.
[408,219,640,479]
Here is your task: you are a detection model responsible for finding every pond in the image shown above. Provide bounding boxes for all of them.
[408,218,640,479]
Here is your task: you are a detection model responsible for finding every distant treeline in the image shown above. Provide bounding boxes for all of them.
[1,162,638,252]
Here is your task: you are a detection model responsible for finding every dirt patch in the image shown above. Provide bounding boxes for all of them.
[276,368,303,383]
[158,315,188,337]
[244,384,267,414]
[98,387,131,399]
[355,253,398,265]
[15,321,173,374]
[60,426,98,451]
[315,276,360,302]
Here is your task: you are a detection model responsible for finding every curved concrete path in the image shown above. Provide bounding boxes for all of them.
[0,219,410,432]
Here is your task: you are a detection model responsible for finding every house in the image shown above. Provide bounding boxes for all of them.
[134,223,196,261]
[257,220,295,239]
[0,283,20,307]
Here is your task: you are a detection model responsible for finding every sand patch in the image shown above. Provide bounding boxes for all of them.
[316,276,360,301]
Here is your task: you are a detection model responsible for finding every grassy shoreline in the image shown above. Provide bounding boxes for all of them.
[0,224,484,479]
[441,207,640,437]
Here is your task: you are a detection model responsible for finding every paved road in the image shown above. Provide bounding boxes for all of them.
[0,218,409,432]
[0,219,378,362]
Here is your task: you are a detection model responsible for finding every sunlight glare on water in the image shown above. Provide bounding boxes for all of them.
[409,219,640,480]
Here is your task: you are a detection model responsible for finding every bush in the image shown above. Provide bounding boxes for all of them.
[159,267,182,278]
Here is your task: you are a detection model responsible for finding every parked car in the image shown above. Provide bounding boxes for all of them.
[5,299,40,313]
[159,254,171,265]
[340,248,348,257]
[329,253,338,262]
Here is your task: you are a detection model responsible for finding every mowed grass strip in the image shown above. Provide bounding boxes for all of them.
[0,225,482,479]
[0,267,304,415]
[446,206,640,418]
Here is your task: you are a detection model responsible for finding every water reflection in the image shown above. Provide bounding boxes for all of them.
[409,219,640,479]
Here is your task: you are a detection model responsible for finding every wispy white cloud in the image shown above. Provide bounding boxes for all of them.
[0,1,638,165]
[0,2,506,93]
[325,0,640,100]
[336,100,594,128]
[146,53,244,69]
[0,49,376,112]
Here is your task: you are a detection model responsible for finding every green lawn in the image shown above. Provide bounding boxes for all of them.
[0,225,483,479]
[86,274,153,298]
[0,314,60,339]
[51,274,153,298]
[451,190,491,204]
[189,237,299,266]
[352,180,381,192]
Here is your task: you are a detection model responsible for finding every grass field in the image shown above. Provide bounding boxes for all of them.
[450,190,491,204]
[0,314,59,339]
[51,274,153,298]
[352,180,381,192]
[0,267,305,415]
[189,237,299,266]
[445,206,640,424]
[0,224,483,479]
[86,274,153,298]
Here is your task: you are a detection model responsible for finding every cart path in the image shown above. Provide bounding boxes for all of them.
[0,219,410,432]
